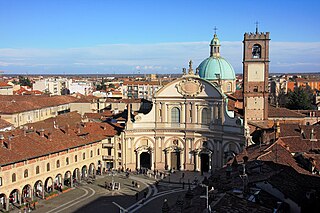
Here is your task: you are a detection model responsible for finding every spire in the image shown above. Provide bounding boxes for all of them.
[210,27,221,57]
[255,21,259,34]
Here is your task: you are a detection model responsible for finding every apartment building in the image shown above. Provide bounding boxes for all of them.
[122,81,161,100]
[0,82,13,95]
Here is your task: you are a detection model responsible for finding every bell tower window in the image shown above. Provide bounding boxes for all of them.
[252,44,261,58]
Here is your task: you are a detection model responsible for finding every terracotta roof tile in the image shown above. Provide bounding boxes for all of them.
[0,112,122,166]
[268,106,305,118]
[0,118,13,129]
[0,95,78,114]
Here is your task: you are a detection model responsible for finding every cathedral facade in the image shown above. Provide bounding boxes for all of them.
[122,62,245,173]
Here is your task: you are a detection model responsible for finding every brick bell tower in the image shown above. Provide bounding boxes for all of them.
[243,24,270,123]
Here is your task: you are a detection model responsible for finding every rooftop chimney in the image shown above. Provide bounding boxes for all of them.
[274,120,281,140]
[38,128,45,137]
[65,124,69,135]
[300,127,306,139]
[310,128,316,141]
[0,134,4,146]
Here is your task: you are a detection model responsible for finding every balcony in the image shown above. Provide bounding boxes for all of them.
[102,143,114,148]
[102,155,114,161]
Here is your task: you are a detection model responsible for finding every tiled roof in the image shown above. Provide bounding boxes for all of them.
[0,95,78,114]
[0,82,12,87]
[268,106,305,118]
[0,118,13,129]
[0,112,122,166]
[228,90,243,100]
[209,160,320,211]
[212,193,272,213]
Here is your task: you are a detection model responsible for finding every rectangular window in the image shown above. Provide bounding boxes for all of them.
[0,177,2,186]
[118,153,121,158]
[108,148,112,156]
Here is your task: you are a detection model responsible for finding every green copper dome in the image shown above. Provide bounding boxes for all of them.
[198,33,235,81]
[198,57,235,80]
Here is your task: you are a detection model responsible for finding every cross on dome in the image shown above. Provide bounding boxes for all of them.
[214,26,218,35]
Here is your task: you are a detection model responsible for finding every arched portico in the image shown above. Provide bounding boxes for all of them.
[81,165,88,179]
[9,189,20,206]
[64,171,72,187]
[34,180,44,199]
[21,184,32,203]
[73,168,80,184]
[44,177,53,193]
[89,163,95,177]
[0,193,8,211]
[55,174,63,191]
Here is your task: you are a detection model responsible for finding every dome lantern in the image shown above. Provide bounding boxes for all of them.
[210,33,221,58]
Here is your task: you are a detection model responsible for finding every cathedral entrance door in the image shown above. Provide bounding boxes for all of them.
[171,151,181,170]
[140,152,151,169]
[200,153,209,172]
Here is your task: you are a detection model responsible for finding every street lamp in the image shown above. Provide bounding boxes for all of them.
[200,184,214,212]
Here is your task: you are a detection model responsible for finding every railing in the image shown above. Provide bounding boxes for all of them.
[102,143,114,148]
[102,155,114,160]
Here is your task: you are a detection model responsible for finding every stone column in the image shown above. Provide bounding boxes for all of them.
[30,189,33,201]
[221,102,225,123]
[211,104,215,123]
[164,150,168,170]
[186,103,190,124]
[162,102,167,122]
[18,193,21,205]
[70,177,73,188]
[155,101,159,122]
[135,150,139,170]
[197,105,201,124]
[193,152,198,171]
[153,146,156,170]
[191,103,196,123]
[215,104,219,121]
[5,197,9,211]
[181,103,185,125]
[160,137,165,162]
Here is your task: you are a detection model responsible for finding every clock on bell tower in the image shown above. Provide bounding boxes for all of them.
[243,25,270,122]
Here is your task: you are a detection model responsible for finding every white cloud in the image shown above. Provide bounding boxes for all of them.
[0,41,319,74]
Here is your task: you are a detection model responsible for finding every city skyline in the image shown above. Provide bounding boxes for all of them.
[0,0,319,74]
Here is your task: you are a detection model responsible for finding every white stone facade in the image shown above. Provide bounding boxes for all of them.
[122,68,245,173]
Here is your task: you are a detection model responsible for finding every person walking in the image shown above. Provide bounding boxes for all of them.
[135,192,139,201]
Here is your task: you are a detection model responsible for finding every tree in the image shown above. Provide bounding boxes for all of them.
[108,83,115,89]
[277,88,288,107]
[18,76,32,87]
[286,86,314,110]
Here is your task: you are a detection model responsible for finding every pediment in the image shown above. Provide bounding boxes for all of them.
[155,77,222,99]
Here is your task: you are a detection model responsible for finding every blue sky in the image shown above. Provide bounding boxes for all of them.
[0,0,319,74]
